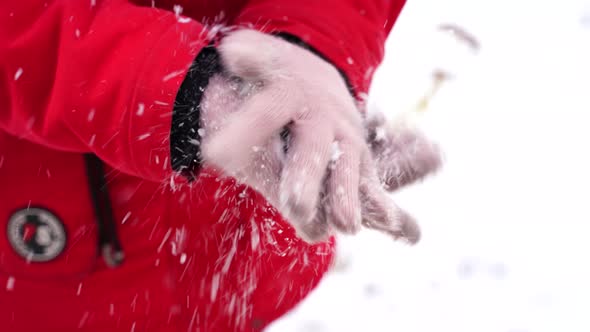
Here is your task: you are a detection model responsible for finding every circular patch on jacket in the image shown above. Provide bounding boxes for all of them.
[6,208,67,263]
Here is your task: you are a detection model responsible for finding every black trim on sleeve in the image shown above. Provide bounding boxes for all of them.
[274,32,356,98]
[170,45,222,180]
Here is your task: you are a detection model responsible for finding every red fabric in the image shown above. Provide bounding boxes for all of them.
[234,0,406,97]
[0,0,404,331]
[134,0,405,96]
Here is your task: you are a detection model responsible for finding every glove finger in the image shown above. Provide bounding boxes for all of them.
[365,111,387,140]
[369,123,442,192]
[202,83,298,175]
[199,74,244,128]
[298,199,332,244]
[218,29,285,80]
[360,154,421,244]
[237,136,284,204]
[279,120,333,242]
[360,185,421,244]
[325,139,362,235]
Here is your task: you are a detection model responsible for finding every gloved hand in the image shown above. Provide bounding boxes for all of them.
[365,112,443,192]
[199,29,438,244]
[360,112,442,243]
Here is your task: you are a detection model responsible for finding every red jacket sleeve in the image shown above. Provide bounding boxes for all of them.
[127,0,405,96]
[232,0,406,97]
[0,0,209,182]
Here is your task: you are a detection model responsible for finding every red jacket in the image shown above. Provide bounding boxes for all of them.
[0,1,405,331]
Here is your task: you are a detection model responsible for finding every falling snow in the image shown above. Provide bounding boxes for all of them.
[250,218,260,251]
[157,229,172,253]
[2,2,587,332]
[137,133,151,141]
[267,1,590,332]
[78,312,89,328]
[162,70,185,82]
[87,108,96,122]
[121,211,131,224]
[136,103,145,116]
[14,68,23,80]
[210,273,220,302]
[6,276,15,291]
[173,4,183,17]
[221,235,238,274]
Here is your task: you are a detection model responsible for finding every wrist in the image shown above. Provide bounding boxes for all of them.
[170,44,222,180]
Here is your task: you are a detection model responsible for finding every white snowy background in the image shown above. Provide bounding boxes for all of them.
[268,0,590,331]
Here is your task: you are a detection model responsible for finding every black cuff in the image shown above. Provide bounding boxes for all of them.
[274,32,356,98]
[170,45,222,180]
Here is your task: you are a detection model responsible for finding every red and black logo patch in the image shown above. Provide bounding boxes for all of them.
[7,208,67,263]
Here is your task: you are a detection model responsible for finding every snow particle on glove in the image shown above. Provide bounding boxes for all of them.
[374,126,386,141]
[331,141,343,162]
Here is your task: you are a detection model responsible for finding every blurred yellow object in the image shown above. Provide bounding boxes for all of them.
[414,70,449,113]
[410,23,480,115]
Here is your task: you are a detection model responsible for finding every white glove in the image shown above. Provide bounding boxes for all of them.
[200,29,436,244]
